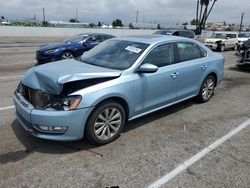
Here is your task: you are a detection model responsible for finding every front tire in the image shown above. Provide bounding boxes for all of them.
[198,75,216,103]
[219,44,225,52]
[61,51,74,60]
[85,101,126,145]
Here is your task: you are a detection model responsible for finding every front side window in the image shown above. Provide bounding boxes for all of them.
[142,43,174,67]
[176,42,206,62]
[88,35,102,44]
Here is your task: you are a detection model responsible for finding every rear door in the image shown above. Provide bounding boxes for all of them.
[174,42,208,100]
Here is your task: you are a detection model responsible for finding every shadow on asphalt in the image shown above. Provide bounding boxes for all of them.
[6,98,195,162]
[228,65,250,73]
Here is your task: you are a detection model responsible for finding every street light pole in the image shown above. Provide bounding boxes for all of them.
[136,11,139,23]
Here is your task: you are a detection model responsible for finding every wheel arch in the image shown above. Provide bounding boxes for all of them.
[206,72,218,87]
[88,96,130,122]
[61,49,76,57]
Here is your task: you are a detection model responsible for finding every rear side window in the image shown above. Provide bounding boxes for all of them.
[176,42,207,62]
[142,43,175,67]
[100,35,113,42]
[230,34,237,38]
[172,31,195,38]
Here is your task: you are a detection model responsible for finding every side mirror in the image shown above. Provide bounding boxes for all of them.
[137,63,158,73]
[79,41,87,46]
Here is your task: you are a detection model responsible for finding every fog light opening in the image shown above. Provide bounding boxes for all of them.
[35,125,68,134]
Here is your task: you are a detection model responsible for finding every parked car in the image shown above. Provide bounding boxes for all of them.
[14,35,224,145]
[204,32,238,52]
[36,33,114,65]
[238,32,250,46]
[153,29,196,39]
[235,39,250,66]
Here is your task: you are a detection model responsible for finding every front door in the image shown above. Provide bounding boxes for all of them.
[132,43,179,115]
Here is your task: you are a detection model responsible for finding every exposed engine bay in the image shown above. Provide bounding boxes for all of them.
[16,77,117,111]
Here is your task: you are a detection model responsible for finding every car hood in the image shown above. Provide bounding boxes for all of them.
[205,38,226,43]
[21,59,122,95]
[38,42,79,52]
[238,37,249,42]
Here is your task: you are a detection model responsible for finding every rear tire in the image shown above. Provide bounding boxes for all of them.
[198,75,216,103]
[85,101,126,145]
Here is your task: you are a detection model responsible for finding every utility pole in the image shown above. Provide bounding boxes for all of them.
[136,11,139,23]
[42,8,46,22]
[239,12,245,33]
[143,13,145,23]
[76,8,78,22]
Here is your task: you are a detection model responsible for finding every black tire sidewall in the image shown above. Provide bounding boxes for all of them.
[85,101,126,145]
[220,45,225,52]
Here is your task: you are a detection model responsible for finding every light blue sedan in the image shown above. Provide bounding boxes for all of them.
[13,35,224,145]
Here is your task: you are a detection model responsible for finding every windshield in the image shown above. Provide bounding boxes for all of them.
[210,33,227,39]
[64,34,90,43]
[80,40,149,70]
[239,33,250,38]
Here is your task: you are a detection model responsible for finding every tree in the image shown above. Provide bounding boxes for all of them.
[191,19,198,25]
[1,16,4,20]
[129,23,134,29]
[157,24,161,30]
[89,23,95,28]
[112,19,123,27]
[98,21,102,27]
[195,0,218,34]
[69,18,79,23]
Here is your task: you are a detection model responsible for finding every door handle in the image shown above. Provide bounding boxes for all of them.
[201,65,208,70]
[171,72,179,79]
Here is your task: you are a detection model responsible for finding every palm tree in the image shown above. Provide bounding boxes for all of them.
[196,0,218,34]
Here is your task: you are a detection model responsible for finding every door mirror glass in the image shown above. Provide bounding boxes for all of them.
[137,63,158,73]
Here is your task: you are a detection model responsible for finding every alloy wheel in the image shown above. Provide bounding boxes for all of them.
[94,107,122,141]
[201,78,215,101]
[62,52,74,59]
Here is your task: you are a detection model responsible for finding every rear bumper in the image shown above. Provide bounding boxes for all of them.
[13,92,94,141]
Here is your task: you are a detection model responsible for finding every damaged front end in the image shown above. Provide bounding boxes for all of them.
[16,83,81,111]
[16,76,117,111]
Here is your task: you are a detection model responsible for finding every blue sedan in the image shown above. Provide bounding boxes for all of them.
[14,35,224,144]
[36,33,114,64]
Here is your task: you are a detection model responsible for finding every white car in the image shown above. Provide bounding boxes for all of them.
[238,32,250,46]
[205,32,238,52]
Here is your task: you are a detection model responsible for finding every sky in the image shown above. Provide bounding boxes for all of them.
[0,0,249,25]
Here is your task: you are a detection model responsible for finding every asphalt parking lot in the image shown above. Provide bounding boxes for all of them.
[0,37,250,188]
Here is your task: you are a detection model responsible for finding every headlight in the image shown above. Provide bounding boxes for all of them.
[62,96,82,111]
[45,49,59,54]
[44,95,82,111]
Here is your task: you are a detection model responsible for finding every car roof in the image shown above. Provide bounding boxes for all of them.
[112,35,194,45]
[156,29,194,33]
[78,33,113,36]
[214,31,238,34]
